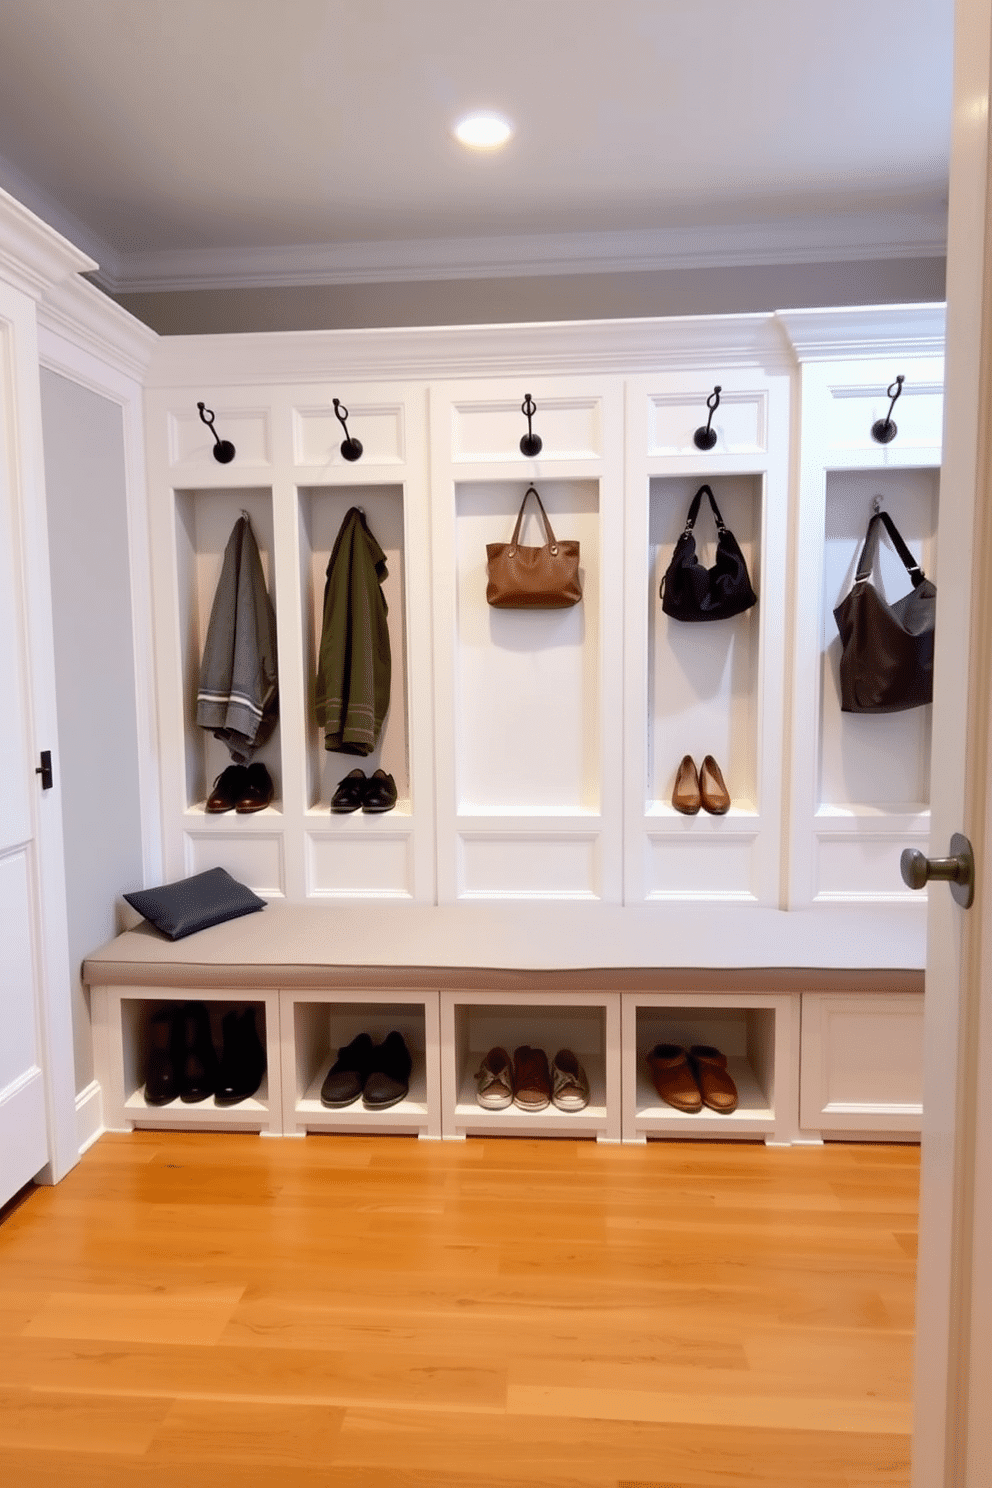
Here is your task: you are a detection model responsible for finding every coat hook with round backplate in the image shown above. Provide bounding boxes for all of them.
[520,393,543,457]
[333,399,364,462]
[197,403,235,463]
[693,386,722,450]
[871,375,905,444]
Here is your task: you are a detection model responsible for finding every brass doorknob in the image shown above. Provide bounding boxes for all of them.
[900,833,975,909]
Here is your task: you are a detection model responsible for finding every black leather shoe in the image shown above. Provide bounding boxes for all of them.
[363,1030,412,1109]
[206,765,248,813]
[362,769,397,814]
[216,1008,267,1104]
[144,1006,180,1104]
[178,1001,219,1103]
[331,768,367,814]
[320,1032,375,1107]
[236,763,274,813]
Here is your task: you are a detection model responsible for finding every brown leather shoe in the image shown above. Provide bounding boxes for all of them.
[646,1043,702,1113]
[236,762,274,813]
[699,755,730,814]
[672,755,701,815]
[689,1045,739,1113]
[206,764,248,813]
[513,1045,551,1111]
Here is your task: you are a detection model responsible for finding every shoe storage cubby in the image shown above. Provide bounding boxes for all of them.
[280,990,441,1138]
[439,988,621,1140]
[784,334,944,917]
[621,991,799,1144]
[91,987,283,1135]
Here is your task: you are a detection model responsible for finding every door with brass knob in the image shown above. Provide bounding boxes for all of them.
[900,833,975,909]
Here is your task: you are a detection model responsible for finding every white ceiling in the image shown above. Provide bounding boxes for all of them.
[0,0,954,294]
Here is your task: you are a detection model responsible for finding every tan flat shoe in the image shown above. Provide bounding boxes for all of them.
[689,1045,739,1113]
[646,1043,702,1113]
[700,755,730,814]
[672,755,701,814]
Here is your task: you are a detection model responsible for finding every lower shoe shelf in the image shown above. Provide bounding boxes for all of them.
[621,992,800,1144]
[440,989,622,1140]
[281,990,441,1137]
[91,988,283,1135]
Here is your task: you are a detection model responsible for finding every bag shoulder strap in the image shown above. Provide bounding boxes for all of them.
[856,511,926,588]
[683,483,726,533]
[510,485,559,553]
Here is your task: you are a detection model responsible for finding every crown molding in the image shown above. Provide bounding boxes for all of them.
[97,210,947,295]
[144,312,803,388]
[776,302,947,361]
[0,185,97,300]
[38,275,157,384]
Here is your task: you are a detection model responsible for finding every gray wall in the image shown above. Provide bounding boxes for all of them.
[112,256,946,335]
[40,370,144,1094]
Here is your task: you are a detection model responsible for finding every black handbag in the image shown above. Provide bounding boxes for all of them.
[833,510,936,714]
[660,484,757,622]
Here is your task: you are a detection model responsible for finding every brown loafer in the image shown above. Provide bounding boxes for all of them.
[512,1045,551,1111]
[672,755,701,815]
[699,755,730,814]
[689,1045,739,1113]
[646,1043,702,1113]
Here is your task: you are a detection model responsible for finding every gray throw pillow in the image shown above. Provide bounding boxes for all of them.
[123,867,266,940]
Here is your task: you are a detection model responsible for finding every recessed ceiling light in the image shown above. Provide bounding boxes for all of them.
[453,113,513,150]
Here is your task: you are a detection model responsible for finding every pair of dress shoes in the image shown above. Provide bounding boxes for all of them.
[672,754,730,815]
[646,1042,739,1114]
[319,1031,412,1109]
[144,1002,266,1106]
[206,762,274,813]
[475,1045,590,1112]
[330,767,397,814]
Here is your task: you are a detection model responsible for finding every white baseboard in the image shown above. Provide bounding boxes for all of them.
[75,1080,104,1154]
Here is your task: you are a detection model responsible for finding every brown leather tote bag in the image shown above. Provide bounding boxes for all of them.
[486,486,582,609]
[833,510,936,713]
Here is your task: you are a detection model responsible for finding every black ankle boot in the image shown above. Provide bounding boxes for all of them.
[216,1007,266,1104]
[178,1001,219,1103]
[144,1005,181,1105]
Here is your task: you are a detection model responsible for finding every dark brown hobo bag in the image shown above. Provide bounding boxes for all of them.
[833,510,936,714]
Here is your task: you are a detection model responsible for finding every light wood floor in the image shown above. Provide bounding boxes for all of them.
[0,1131,918,1488]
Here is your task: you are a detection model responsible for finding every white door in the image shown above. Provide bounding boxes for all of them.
[911,0,992,1481]
[0,278,76,1204]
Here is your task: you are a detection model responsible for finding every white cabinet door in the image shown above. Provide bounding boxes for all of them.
[0,281,75,1203]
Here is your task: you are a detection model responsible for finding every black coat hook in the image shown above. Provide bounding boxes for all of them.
[693,386,722,451]
[197,403,235,463]
[333,399,363,462]
[871,375,905,444]
[520,393,543,457]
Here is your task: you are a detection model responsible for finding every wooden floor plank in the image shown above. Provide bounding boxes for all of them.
[0,1131,918,1487]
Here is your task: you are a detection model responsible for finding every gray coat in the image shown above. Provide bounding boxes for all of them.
[196,515,278,763]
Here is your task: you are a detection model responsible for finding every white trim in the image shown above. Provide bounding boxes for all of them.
[38,275,156,383]
[146,313,789,386]
[94,211,947,295]
[0,185,96,301]
[776,303,947,361]
[74,1080,103,1154]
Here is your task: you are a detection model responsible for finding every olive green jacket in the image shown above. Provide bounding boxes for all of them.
[315,507,391,755]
